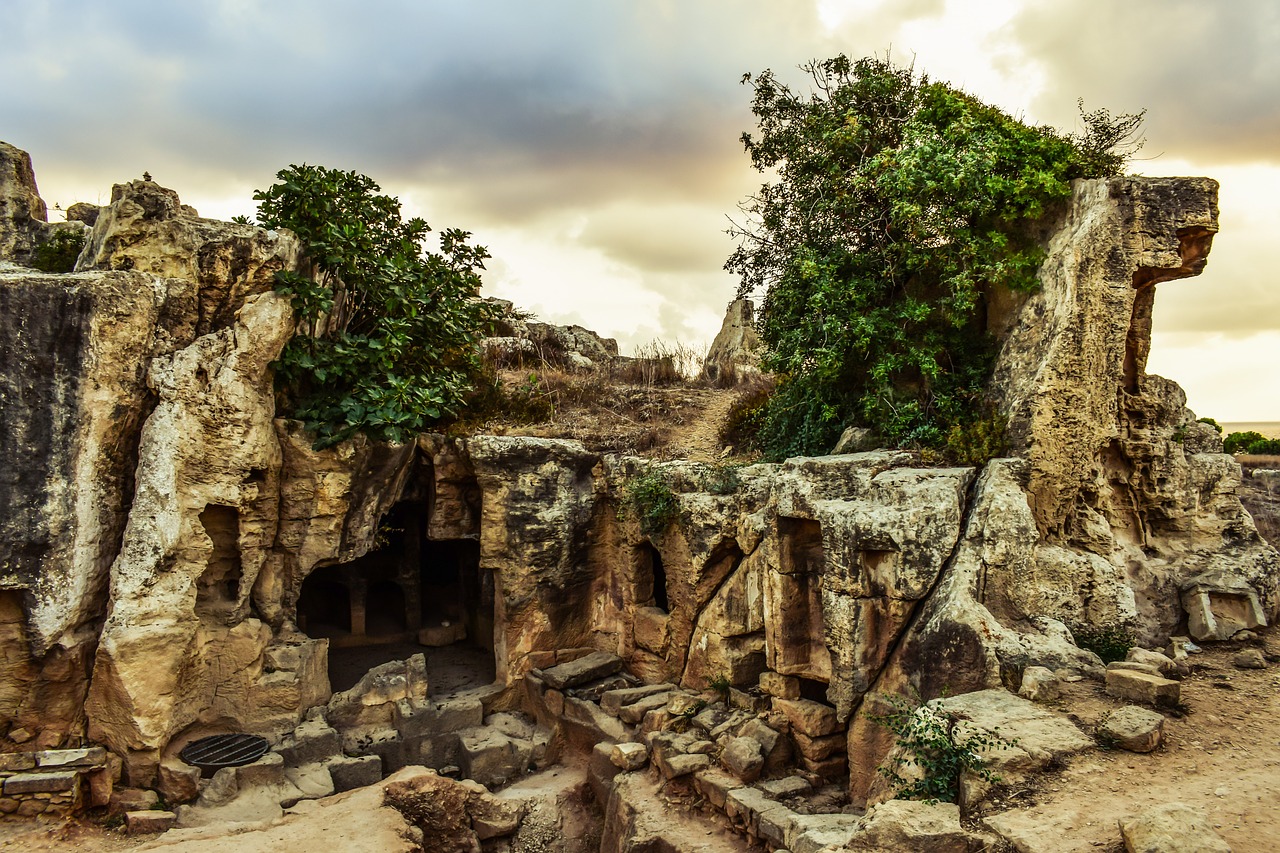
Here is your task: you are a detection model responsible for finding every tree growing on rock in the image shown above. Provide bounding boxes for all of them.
[255,165,496,447]
[726,55,1144,460]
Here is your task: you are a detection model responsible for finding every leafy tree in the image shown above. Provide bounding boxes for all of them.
[1224,431,1280,455]
[727,55,1143,459]
[255,165,496,447]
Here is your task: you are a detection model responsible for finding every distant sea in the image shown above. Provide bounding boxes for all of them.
[1222,422,1280,439]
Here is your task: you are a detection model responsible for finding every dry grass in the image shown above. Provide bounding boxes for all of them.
[453,340,737,457]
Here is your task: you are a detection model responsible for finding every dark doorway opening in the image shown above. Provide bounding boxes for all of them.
[635,541,669,613]
[296,484,495,696]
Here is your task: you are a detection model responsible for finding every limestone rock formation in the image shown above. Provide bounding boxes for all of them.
[0,141,50,265]
[1,141,1277,845]
[702,298,762,385]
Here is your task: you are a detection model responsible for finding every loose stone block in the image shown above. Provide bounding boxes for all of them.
[125,809,178,835]
[109,786,159,816]
[721,736,765,783]
[618,691,672,725]
[1018,666,1061,702]
[4,770,79,794]
[654,751,710,780]
[1105,668,1180,706]
[328,755,383,792]
[157,760,201,804]
[539,651,623,690]
[759,775,811,798]
[601,683,674,718]
[1099,706,1165,753]
[610,742,648,771]
[773,698,840,738]
[459,728,524,788]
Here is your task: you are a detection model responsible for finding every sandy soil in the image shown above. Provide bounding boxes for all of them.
[976,627,1280,852]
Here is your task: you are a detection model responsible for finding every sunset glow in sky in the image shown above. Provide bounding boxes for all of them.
[5,0,1278,419]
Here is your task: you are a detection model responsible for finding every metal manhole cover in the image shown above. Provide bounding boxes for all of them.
[179,733,270,773]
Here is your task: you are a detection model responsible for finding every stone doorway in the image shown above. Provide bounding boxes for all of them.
[296,498,496,694]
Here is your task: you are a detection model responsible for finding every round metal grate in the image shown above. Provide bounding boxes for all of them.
[179,733,270,773]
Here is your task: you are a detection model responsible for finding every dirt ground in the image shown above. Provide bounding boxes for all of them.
[974,626,1280,852]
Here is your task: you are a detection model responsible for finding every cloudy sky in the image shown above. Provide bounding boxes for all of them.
[5,0,1278,420]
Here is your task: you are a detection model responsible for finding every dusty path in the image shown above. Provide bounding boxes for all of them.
[668,388,737,464]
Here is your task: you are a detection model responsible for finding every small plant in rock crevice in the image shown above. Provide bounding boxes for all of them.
[30,228,86,273]
[871,692,1016,804]
[1070,622,1135,664]
[620,469,680,536]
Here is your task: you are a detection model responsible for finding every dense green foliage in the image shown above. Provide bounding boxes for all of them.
[31,228,86,273]
[1071,623,1135,663]
[727,55,1142,459]
[872,692,1014,803]
[620,469,680,535]
[255,165,495,447]
[1224,430,1280,455]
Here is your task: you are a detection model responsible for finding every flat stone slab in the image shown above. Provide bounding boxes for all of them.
[1119,803,1231,853]
[933,689,1094,771]
[1105,669,1180,707]
[35,746,108,768]
[539,651,623,690]
[3,770,80,794]
[600,682,674,717]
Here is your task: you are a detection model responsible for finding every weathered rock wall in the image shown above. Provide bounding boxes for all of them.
[1,143,1276,813]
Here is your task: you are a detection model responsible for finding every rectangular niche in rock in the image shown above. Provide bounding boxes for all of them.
[771,517,832,683]
[196,504,242,620]
[633,541,670,613]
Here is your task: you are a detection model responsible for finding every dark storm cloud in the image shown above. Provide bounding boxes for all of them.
[2,1,835,220]
[1009,0,1280,166]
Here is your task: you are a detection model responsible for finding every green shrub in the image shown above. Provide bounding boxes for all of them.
[871,692,1015,804]
[1071,623,1135,663]
[1197,417,1223,435]
[30,228,86,273]
[255,164,496,448]
[727,54,1144,460]
[620,469,680,535]
[944,412,1008,466]
[1223,431,1280,455]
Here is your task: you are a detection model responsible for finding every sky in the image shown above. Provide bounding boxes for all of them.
[4,0,1278,421]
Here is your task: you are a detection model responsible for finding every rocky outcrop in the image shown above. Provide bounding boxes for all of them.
[2,142,1277,837]
[702,298,762,385]
[0,142,51,265]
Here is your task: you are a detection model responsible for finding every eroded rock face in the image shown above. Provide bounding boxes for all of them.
[702,298,762,384]
[0,141,50,265]
[2,143,1276,826]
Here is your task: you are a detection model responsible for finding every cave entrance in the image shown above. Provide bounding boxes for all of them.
[297,493,495,694]
[634,541,670,613]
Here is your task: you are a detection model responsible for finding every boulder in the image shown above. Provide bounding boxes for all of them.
[1105,669,1180,707]
[1099,706,1165,753]
[701,298,762,385]
[847,799,989,851]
